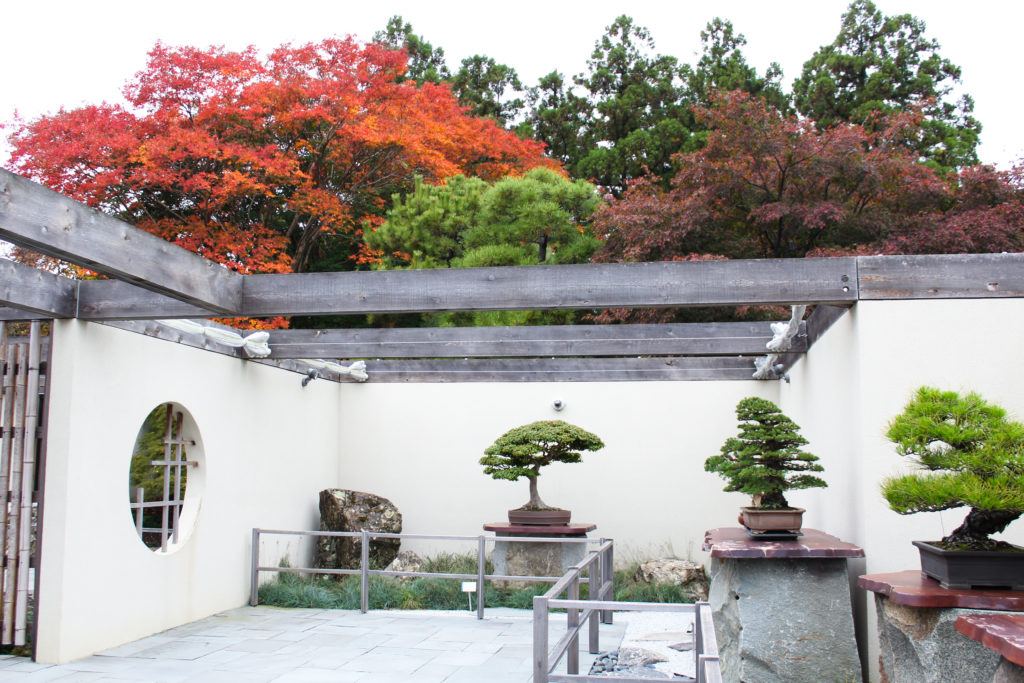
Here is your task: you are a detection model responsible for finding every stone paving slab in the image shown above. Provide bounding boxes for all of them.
[0,606,629,681]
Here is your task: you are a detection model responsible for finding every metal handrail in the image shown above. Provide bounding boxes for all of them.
[533,560,722,683]
[250,527,611,620]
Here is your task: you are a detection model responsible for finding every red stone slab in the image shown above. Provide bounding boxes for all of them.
[858,571,1024,610]
[956,613,1024,667]
[483,522,596,537]
[702,527,864,559]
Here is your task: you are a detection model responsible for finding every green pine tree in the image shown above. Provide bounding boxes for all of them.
[883,387,1024,549]
[705,397,826,509]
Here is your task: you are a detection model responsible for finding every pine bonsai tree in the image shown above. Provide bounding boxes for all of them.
[705,397,826,509]
[883,387,1024,550]
[480,420,604,511]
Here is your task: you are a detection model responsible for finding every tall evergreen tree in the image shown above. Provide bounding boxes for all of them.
[792,0,980,172]
[372,16,450,84]
[524,71,593,169]
[572,15,696,193]
[451,55,525,125]
[684,18,789,112]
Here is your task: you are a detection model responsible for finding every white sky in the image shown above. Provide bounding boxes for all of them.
[1,0,1021,168]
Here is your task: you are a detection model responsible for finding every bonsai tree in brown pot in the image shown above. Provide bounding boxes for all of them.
[705,397,826,535]
[480,420,604,525]
[883,386,1024,589]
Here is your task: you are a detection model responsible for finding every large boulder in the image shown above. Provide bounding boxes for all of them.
[634,558,709,601]
[315,489,402,571]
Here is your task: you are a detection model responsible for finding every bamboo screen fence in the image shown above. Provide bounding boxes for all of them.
[0,321,46,648]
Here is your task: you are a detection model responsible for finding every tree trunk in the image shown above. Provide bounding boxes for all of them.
[942,508,1022,549]
[760,490,789,509]
[525,475,551,510]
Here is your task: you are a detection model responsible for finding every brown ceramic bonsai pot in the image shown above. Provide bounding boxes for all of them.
[913,540,1024,590]
[739,507,805,534]
[507,508,571,525]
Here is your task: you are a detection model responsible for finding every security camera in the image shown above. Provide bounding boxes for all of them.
[553,399,565,412]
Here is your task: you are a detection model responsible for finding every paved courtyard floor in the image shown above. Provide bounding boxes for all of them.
[0,606,630,682]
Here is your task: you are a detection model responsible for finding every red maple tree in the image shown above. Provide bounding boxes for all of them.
[594,91,952,264]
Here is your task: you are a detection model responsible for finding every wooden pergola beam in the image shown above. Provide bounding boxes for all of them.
[0,260,76,318]
[77,280,213,319]
[0,170,242,313]
[265,321,802,358]
[360,356,757,382]
[859,253,1024,299]
[241,258,857,316]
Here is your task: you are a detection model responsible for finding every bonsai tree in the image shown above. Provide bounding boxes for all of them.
[705,397,826,509]
[480,420,604,511]
[883,387,1024,550]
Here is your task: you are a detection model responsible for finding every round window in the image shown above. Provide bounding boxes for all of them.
[128,403,204,552]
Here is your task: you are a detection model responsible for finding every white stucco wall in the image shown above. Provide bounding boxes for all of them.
[779,299,1024,680]
[335,380,778,562]
[37,321,343,664]
[36,298,1024,672]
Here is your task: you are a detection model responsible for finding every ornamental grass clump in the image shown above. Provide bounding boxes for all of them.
[480,420,604,511]
[705,397,826,509]
[883,387,1024,551]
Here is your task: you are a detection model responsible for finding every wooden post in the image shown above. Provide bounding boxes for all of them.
[160,404,172,552]
[2,344,25,645]
[0,342,14,637]
[134,488,144,536]
[14,323,42,645]
[171,410,183,544]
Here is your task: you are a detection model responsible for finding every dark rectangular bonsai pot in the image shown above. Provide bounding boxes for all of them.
[913,540,1024,590]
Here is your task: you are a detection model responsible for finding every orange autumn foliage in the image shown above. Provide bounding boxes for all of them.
[7,38,554,281]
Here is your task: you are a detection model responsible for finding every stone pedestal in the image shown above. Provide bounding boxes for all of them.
[484,522,595,590]
[859,571,1024,683]
[704,527,864,683]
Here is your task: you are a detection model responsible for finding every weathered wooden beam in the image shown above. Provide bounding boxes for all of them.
[266,322,803,358]
[858,253,1024,299]
[76,280,213,320]
[804,304,852,347]
[100,320,348,381]
[0,260,76,318]
[359,357,757,382]
[0,308,42,321]
[774,304,851,376]
[0,170,242,313]
[241,258,857,316]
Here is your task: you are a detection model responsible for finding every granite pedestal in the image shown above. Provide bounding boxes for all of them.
[704,527,864,683]
[484,522,595,590]
[859,571,1024,683]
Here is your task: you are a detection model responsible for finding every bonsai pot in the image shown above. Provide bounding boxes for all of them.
[740,507,805,534]
[507,508,571,526]
[913,540,1024,590]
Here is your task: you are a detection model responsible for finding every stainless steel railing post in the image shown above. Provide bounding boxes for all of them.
[360,529,370,613]
[477,535,486,620]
